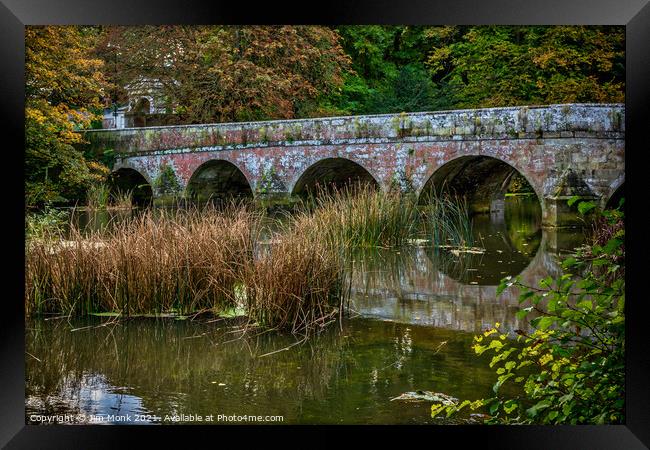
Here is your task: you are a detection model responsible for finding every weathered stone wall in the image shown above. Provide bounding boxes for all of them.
[82,103,625,227]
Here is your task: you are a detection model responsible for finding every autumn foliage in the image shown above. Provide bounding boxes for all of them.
[95,26,352,123]
[25,26,108,206]
[25,25,625,208]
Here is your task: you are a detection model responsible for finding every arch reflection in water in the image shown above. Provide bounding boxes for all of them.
[434,196,543,285]
[349,246,537,333]
[348,197,556,333]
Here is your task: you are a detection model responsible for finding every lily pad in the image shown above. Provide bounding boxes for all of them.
[90,312,122,317]
[448,247,485,256]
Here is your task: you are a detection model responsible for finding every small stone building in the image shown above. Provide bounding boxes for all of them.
[102,77,168,129]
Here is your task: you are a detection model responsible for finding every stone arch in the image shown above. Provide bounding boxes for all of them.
[108,167,153,206]
[186,159,253,202]
[418,155,542,215]
[605,180,625,210]
[290,157,380,197]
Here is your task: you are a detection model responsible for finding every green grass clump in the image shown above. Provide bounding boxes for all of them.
[420,191,473,248]
[86,183,111,210]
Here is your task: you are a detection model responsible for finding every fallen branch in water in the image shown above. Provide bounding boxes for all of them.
[257,336,308,358]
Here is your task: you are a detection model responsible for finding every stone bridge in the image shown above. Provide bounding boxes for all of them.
[83,103,625,227]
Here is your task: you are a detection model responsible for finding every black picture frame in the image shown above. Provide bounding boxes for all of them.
[2,1,648,447]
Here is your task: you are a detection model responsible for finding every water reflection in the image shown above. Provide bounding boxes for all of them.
[26,372,151,425]
[26,317,504,425]
[72,208,134,236]
[348,197,566,334]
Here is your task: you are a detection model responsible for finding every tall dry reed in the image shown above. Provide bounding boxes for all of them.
[86,183,111,210]
[26,205,259,317]
[111,188,133,209]
[242,215,345,334]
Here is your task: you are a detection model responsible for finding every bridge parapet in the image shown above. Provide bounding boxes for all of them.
[83,103,624,156]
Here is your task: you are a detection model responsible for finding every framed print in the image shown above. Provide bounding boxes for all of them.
[2,0,649,447]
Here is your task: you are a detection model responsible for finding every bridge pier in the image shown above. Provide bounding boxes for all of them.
[543,195,598,228]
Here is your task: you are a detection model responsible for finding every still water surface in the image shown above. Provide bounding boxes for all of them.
[26,197,585,424]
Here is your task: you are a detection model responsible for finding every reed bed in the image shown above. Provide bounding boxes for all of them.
[85,183,111,210]
[420,191,473,248]
[26,187,474,334]
[300,183,472,250]
[302,184,421,249]
[26,205,260,317]
[111,188,133,209]
[25,204,345,334]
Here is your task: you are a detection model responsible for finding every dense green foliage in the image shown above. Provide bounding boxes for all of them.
[96,25,624,120]
[424,26,624,108]
[331,26,445,114]
[153,163,182,196]
[430,200,625,424]
[330,25,624,114]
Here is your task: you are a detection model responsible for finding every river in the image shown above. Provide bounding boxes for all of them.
[25,196,586,424]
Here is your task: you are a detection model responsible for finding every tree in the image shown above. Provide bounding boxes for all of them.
[425,26,625,108]
[333,26,442,114]
[95,26,352,123]
[25,26,108,207]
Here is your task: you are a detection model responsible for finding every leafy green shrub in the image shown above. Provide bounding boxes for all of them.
[153,163,181,196]
[26,207,70,241]
[431,199,624,424]
[507,172,534,195]
[154,163,181,195]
